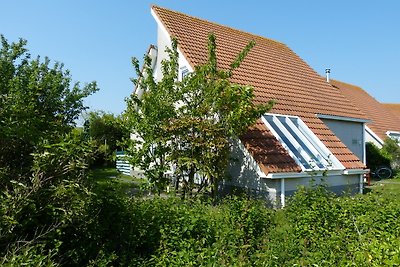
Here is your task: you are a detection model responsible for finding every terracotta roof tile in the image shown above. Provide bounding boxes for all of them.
[240,120,302,173]
[331,80,400,141]
[383,103,400,121]
[152,6,366,173]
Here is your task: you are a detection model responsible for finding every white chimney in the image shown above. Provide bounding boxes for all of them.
[325,68,331,83]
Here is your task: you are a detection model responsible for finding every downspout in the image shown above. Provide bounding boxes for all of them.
[361,122,367,193]
[362,123,366,165]
[281,178,286,208]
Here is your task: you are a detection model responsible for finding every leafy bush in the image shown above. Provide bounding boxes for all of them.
[83,111,129,167]
[366,141,391,171]
[1,244,58,267]
[4,171,400,266]
[0,35,97,177]
[0,133,94,265]
[382,138,400,170]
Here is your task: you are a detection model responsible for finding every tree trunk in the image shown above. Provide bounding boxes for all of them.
[175,175,180,191]
[210,176,219,201]
[188,164,195,198]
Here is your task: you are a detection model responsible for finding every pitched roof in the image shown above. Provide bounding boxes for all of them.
[383,103,400,121]
[152,6,366,173]
[331,80,400,141]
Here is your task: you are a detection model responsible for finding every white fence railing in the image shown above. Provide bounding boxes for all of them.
[116,151,131,176]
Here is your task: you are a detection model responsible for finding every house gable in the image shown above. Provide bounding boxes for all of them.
[151,5,366,174]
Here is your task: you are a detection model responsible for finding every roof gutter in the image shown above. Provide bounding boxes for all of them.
[264,168,367,179]
[343,169,369,175]
[317,114,370,123]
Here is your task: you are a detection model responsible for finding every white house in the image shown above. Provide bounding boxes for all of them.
[133,6,369,206]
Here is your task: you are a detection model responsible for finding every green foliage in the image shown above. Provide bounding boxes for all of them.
[366,141,391,171]
[0,133,95,265]
[73,188,400,266]
[1,244,58,267]
[83,111,129,167]
[4,167,400,266]
[366,138,400,175]
[0,34,98,176]
[0,34,99,265]
[382,137,400,170]
[125,34,273,197]
[134,196,275,267]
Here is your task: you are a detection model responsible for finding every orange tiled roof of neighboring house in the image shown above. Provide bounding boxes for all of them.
[331,80,400,142]
[383,103,400,121]
[152,6,366,173]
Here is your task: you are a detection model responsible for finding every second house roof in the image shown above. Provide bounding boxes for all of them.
[332,80,400,141]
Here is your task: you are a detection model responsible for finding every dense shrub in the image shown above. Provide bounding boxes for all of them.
[382,138,400,170]
[366,141,391,171]
[0,133,95,266]
[146,196,275,266]
[83,111,129,167]
[4,174,400,266]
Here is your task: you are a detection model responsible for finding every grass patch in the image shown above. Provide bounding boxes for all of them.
[89,167,146,195]
[392,170,400,180]
[368,179,400,195]
[90,167,120,180]
[372,182,400,192]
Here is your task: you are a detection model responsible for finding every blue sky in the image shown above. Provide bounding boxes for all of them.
[1,1,399,115]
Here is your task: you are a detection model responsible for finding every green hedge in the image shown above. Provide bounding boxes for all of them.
[3,180,400,266]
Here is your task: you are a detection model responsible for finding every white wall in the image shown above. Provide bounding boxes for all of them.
[322,119,364,161]
[154,25,192,82]
[283,174,360,195]
[365,130,383,148]
[226,138,278,205]
[226,138,362,207]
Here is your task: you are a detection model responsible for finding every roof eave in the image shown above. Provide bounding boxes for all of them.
[366,125,384,146]
[265,168,367,179]
[317,114,370,123]
[151,6,195,72]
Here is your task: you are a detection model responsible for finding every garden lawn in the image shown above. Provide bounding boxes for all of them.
[89,167,145,195]
[369,179,400,194]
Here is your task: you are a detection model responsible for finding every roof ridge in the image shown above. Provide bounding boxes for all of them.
[333,79,400,140]
[151,5,287,47]
[330,79,364,90]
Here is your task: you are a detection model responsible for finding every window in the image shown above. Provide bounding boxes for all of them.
[387,131,400,144]
[262,114,344,171]
[180,66,189,81]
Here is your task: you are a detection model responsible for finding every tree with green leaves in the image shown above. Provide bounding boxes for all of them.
[125,41,179,193]
[125,34,273,198]
[83,111,129,167]
[382,137,400,170]
[0,35,99,265]
[0,35,98,178]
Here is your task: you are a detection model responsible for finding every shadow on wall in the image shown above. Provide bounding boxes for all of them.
[223,139,360,208]
[223,138,277,207]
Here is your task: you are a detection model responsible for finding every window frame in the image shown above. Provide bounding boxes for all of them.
[262,113,344,172]
[387,131,400,144]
